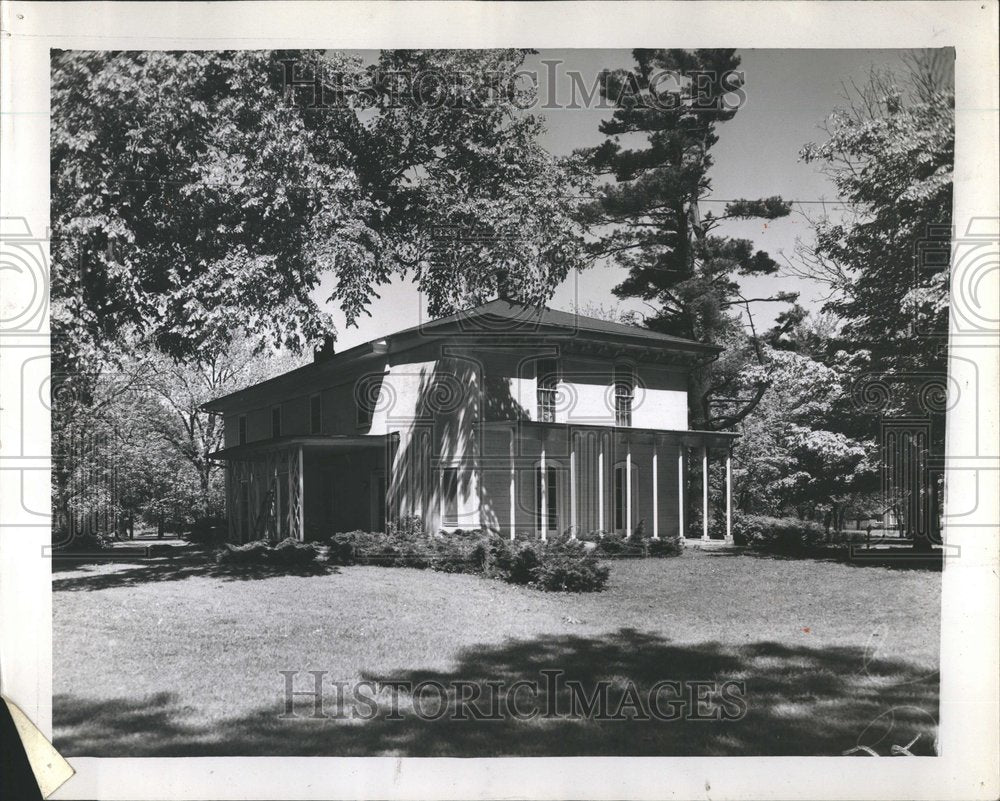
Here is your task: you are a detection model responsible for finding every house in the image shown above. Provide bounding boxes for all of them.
[204,300,738,544]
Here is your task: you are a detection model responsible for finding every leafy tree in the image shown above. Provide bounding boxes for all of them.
[50,49,584,366]
[795,51,954,547]
[576,49,793,430]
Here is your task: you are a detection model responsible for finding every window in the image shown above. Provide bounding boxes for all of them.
[535,464,559,531]
[238,415,247,445]
[614,364,634,427]
[613,462,639,533]
[536,358,558,422]
[440,466,459,527]
[310,394,322,434]
[271,406,282,438]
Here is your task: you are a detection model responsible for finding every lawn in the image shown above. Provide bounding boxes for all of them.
[52,548,941,757]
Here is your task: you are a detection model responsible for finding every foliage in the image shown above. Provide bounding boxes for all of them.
[575,49,793,430]
[729,340,877,522]
[321,527,608,592]
[793,53,953,547]
[51,49,585,365]
[51,338,301,540]
[594,531,683,559]
[733,513,826,552]
[216,538,319,568]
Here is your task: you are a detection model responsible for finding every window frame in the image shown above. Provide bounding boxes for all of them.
[536,358,559,423]
[614,363,634,427]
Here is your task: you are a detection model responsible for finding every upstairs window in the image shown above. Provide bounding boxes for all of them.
[238,415,247,445]
[536,358,559,423]
[310,394,322,434]
[271,406,282,438]
[614,364,634,427]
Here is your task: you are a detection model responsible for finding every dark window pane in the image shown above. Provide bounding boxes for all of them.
[271,407,281,438]
[238,415,247,445]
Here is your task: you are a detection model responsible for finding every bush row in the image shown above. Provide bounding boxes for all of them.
[320,520,610,592]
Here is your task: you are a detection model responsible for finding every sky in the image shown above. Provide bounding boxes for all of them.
[315,49,917,351]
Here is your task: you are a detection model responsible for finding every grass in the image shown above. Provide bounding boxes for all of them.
[52,548,941,757]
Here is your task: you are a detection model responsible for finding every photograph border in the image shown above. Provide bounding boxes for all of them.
[1,2,997,799]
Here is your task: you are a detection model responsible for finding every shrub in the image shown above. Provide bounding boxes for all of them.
[54,531,113,553]
[388,515,425,540]
[528,541,610,592]
[738,514,826,552]
[594,531,644,558]
[646,536,683,558]
[217,540,270,565]
[216,538,318,568]
[269,537,319,566]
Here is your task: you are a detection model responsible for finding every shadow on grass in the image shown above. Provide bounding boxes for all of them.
[741,547,943,572]
[53,628,939,758]
[51,554,337,591]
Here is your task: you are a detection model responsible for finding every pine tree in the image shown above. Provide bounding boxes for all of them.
[577,49,792,430]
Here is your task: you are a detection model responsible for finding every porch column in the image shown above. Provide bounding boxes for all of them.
[677,445,685,538]
[598,435,605,531]
[701,444,710,541]
[725,449,733,544]
[625,440,633,537]
[652,442,659,539]
[570,433,577,538]
[509,428,516,541]
[540,440,548,541]
[225,463,236,542]
[297,445,305,541]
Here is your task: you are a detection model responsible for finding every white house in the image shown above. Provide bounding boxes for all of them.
[204,300,738,543]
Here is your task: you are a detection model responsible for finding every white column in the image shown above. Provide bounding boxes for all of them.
[625,441,633,537]
[297,445,305,541]
[598,436,605,531]
[725,449,733,543]
[540,441,547,541]
[701,444,710,541]
[678,445,685,539]
[652,442,659,539]
[570,434,577,538]
[509,428,516,541]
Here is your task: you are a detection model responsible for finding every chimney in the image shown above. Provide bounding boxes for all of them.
[313,334,335,363]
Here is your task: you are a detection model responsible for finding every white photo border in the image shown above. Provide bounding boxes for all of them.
[0,1,997,799]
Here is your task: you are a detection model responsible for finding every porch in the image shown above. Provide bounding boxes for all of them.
[211,435,391,543]
[478,421,739,543]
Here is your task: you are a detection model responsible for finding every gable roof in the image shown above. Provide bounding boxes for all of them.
[203,299,718,412]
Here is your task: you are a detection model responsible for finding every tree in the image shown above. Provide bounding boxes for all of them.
[576,49,793,431]
[50,49,585,367]
[795,51,954,548]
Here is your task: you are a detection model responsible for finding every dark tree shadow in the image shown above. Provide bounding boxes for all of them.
[54,628,939,758]
[51,553,337,592]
